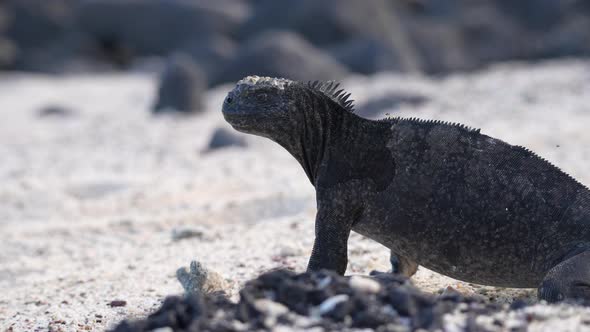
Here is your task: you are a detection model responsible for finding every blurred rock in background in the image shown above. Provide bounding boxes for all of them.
[209,30,349,86]
[0,0,80,71]
[1,0,589,83]
[76,0,249,68]
[205,127,248,152]
[153,53,207,114]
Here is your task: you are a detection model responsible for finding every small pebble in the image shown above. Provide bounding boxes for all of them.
[205,127,247,152]
[316,294,349,316]
[152,328,173,332]
[171,228,204,241]
[37,105,76,118]
[176,261,228,295]
[109,300,127,307]
[349,275,381,293]
[253,299,289,317]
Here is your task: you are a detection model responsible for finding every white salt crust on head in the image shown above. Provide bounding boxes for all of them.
[236,76,293,90]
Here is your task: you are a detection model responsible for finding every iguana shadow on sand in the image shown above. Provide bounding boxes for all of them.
[222,76,590,303]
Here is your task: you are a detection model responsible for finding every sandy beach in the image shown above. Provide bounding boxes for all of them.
[1,60,590,331]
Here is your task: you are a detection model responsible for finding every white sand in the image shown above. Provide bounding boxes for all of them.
[1,60,589,331]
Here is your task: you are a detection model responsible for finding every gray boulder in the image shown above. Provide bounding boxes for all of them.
[153,54,207,114]
[396,0,590,73]
[328,38,405,75]
[239,0,395,47]
[210,30,348,86]
[239,0,421,74]
[0,38,16,69]
[3,0,75,50]
[180,35,237,79]
[77,0,249,58]
[1,0,82,71]
[205,127,247,152]
[37,104,77,118]
[495,0,579,30]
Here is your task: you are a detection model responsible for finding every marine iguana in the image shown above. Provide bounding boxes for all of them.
[221,76,590,303]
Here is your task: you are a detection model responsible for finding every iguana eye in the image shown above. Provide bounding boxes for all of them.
[256,93,268,101]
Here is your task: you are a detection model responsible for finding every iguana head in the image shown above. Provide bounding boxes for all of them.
[222,76,296,138]
[222,75,357,183]
[222,76,355,140]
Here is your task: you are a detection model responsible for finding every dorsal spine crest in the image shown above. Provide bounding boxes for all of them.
[514,146,589,191]
[307,80,356,113]
[380,116,481,135]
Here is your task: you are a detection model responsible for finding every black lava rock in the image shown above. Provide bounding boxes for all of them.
[3,0,75,51]
[113,269,512,331]
[113,295,204,332]
[180,35,237,80]
[77,0,249,68]
[328,38,406,75]
[0,38,17,69]
[210,30,348,86]
[2,0,590,76]
[37,104,76,118]
[205,127,247,152]
[239,0,395,48]
[1,0,82,71]
[495,0,575,30]
[153,54,207,114]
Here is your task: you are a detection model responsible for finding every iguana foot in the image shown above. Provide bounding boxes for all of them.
[538,249,590,303]
[390,250,418,277]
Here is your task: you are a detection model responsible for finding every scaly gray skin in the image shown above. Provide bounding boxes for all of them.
[221,76,590,303]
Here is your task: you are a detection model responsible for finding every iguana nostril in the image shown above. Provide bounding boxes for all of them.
[226,96,233,104]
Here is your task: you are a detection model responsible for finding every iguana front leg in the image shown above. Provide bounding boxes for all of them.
[306,192,360,275]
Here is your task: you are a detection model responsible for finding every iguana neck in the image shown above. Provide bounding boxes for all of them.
[271,89,358,186]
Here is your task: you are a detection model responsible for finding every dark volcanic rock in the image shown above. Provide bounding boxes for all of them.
[2,0,590,75]
[153,54,207,114]
[77,0,249,66]
[238,0,422,75]
[0,38,16,68]
[3,0,75,50]
[454,4,528,68]
[329,38,406,75]
[114,296,205,332]
[113,269,512,332]
[397,0,590,73]
[37,104,77,118]
[180,36,237,79]
[112,294,234,332]
[210,30,348,86]
[495,0,576,30]
[2,0,82,71]
[530,14,590,59]
[239,0,395,47]
[406,19,475,74]
[205,127,247,152]
[0,7,16,68]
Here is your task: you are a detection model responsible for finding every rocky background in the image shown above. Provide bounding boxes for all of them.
[1,1,590,331]
[2,0,589,114]
[2,0,590,81]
